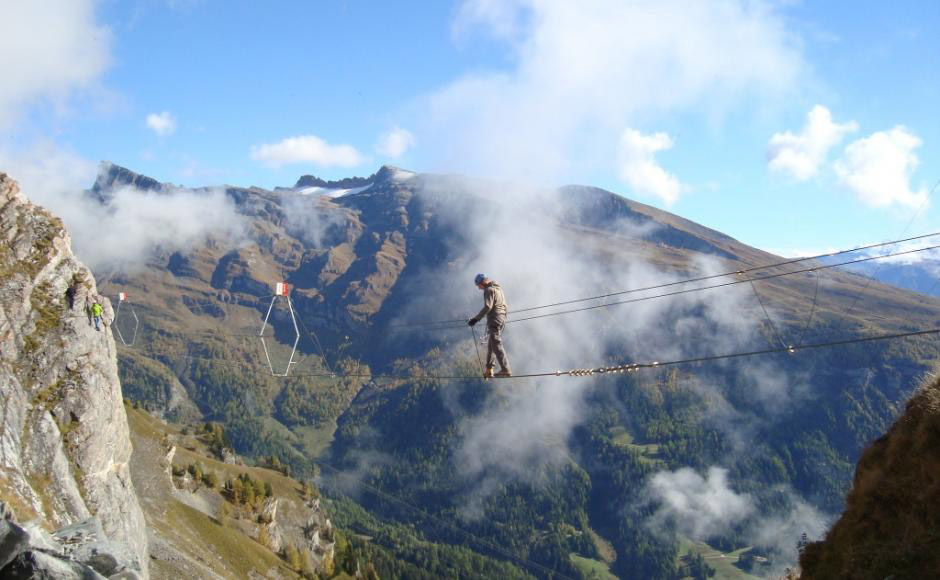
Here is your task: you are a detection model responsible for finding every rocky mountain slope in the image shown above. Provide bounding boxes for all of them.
[126,403,337,579]
[79,163,940,577]
[799,372,940,578]
[97,162,940,437]
[95,162,940,346]
[0,173,148,577]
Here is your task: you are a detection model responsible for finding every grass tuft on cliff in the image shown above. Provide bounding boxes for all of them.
[799,371,940,578]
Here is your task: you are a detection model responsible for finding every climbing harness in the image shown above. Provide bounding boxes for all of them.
[259,282,300,377]
[470,325,485,377]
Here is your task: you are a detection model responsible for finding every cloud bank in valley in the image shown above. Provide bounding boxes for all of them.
[393,173,800,519]
[645,467,755,539]
[643,466,831,572]
[64,184,245,273]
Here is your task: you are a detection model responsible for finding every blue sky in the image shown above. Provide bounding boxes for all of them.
[2,0,938,255]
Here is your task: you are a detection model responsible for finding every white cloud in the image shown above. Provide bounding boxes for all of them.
[863,239,940,266]
[751,495,830,572]
[0,141,97,200]
[643,466,832,572]
[618,129,682,205]
[0,0,112,128]
[376,127,416,158]
[392,171,810,512]
[453,0,529,42]
[250,135,364,168]
[764,246,838,259]
[0,145,245,272]
[834,126,928,209]
[767,105,858,180]
[72,183,245,272]
[146,111,177,136]
[645,467,755,539]
[422,0,804,180]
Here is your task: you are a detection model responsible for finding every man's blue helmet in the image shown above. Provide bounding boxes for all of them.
[474,273,486,285]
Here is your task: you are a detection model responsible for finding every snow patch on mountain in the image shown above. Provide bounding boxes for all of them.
[296,183,373,198]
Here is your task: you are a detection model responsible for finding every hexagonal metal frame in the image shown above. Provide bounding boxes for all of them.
[259,294,300,377]
[113,299,139,347]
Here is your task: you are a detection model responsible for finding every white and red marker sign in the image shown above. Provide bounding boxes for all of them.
[118,292,128,301]
[275,282,290,296]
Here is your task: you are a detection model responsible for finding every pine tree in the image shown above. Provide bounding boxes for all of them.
[797,532,810,554]
[303,481,317,500]
[218,500,232,526]
[285,543,302,572]
[364,562,380,580]
[232,478,244,505]
[300,548,315,579]
[320,552,335,577]
[257,524,271,549]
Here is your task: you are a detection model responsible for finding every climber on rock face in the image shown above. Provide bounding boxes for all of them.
[66,272,88,311]
[91,301,103,331]
[65,284,76,310]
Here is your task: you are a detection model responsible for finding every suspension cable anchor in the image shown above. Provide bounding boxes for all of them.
[259,282,300,377]
[113,292,140,347]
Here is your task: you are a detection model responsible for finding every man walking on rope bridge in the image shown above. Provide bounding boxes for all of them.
[468,273,512,378]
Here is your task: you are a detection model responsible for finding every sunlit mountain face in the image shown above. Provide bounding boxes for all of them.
[89,164,940,578]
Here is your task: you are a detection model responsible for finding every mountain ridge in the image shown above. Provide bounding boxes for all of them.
[79,162,940,577]
[289,165,408,191]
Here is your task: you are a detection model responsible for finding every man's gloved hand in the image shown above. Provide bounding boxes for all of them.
[467,317,478,327]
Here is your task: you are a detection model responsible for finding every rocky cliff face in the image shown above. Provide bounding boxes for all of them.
[0,174,148,577]
[799,372,940,578]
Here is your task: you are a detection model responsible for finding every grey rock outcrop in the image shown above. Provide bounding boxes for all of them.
[0,517,30,569]
[261,496,334,570]
[0,511,141,579]
[0,173,148,576]
[90,162,164,203]
[3,548,108,579]
[54,518,140,577]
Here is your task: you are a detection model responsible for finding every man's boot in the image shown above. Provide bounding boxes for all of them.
[483,367,495,379]
[495,368,512,378]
